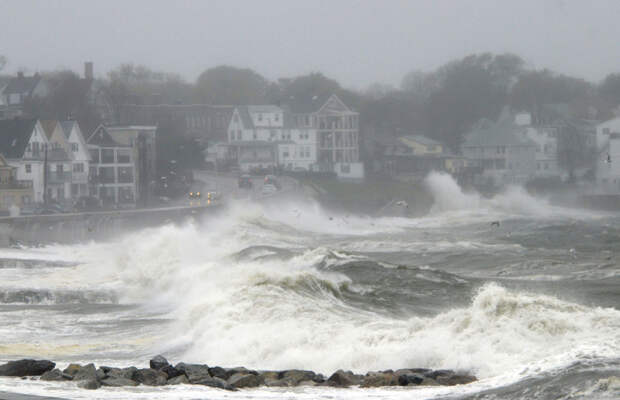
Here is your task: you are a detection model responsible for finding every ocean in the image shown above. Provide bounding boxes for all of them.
[0,172,619,399]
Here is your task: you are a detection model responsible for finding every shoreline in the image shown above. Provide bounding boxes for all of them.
[0,357,477,392]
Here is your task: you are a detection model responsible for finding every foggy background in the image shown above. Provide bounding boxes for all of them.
[1,0,620,89]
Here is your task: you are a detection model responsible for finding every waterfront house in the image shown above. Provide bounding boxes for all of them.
[60,120,91,198]
[0,72,48,119]
[0,154,33,213]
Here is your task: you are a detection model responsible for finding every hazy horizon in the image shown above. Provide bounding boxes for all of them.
[2,0,620,89]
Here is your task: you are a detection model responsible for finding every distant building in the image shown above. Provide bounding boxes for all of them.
[40,120,73,202]
[87,125,136,206]
[60,120,91,198]
[0,154,33,212]
[0,119,49,203]
[462,110,537,186]
[595,118,620,193]
[0,72,48,119]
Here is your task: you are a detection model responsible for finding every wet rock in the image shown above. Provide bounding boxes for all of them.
[134,368,168,386]
[77,378,101,390]
[424,369,454,380]
[361,372,398,387]
[224,367,257,379]
[175,363,211,383]
[258,371,279,381]
[107,366,138,381]
[208,366,228,380]
[40,368,73,381]
[73,363,97,381]
[161,365,183,379]
[279,369,316,385]
[327,369,358,387]
[228,373,263,388]
[193,375,236,391]
[0,359,55,376]
[100,377,139,387]
[150,355,169,370]
[398,373,424,386]
[298,380,317,386]
[95,368,106,381]
[167,374,189,385]
[62,363,82,377]
[436,373,477,386]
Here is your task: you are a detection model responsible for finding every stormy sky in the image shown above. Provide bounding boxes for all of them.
[1,0,619,89]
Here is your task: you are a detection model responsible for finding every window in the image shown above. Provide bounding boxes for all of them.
[117,149,131,163]
[340,164,350,173]
[73,163,84,173]
[57,164,64,173]
[71,143,78,152]
[305,116,310,125]
[258,114,263,121]
[237,131,242,140]
[253,132,257,140]
[25,164,31,173]
[275,114,279,121]
[101,149,114,163]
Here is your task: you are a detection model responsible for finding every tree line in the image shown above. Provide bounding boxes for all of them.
[3,52,620,161]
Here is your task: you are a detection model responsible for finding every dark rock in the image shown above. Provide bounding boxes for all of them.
[362,372,398,387]
[193,375,236,391]
[96,368,106,381]
[398,373,424,386]
[228,373,263,388]
[264,378,290,387]
[298,380,317,386]
[420,377,439,386]
[40,369,72,381]
[175,363,211,383]
[62,363,82,377]
[424,369,454,380]
[436,373,477,386]
[101,377,139,387]
[258,370,279,381]
[150,355,169,370]
[134,368,168,386]
[279,369,316,385]
[0,359,55,376]
[167,374,189,385]
[161,365,182,379]
[327,369,357,387]
[73,363,97,381]
[208,366,228,380]
[77,378,101,390]
[313,373,326,383]
[107,366,138,381]
[224,367,257,379]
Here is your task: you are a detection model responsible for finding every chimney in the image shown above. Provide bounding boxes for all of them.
[84,62,93,80]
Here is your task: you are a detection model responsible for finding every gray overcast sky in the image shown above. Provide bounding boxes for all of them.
[1,0,619,89]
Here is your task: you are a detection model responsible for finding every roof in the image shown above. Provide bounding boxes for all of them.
[59,120,76,137]
[40,120,58,140]
[2,74,41,95]
[401,135,442,146]
[0,119,37,159]
[236,106,255,129]
[87,125,127,147]
[464,114,536,148]
[284,93,331,114]
[247,105,282,114]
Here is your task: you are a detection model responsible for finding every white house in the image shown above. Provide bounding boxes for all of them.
[87,125,136,206]
[515,112,563,178]
[0,119,49,203]
[60,121,91,198]
[596,117,620,151]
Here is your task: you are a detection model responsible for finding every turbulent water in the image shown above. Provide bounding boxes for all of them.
[0,172,619,399]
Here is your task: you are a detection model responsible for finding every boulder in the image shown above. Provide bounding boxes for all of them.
[361,372,398,387]
[436,373,477,386]
[228,373,263,388]
[397,373,424,386]
[73,363,97,381]
[327,370,358,387]
[161,365,183,379]
[40,369,73,381]
[134,368,168,386]
[62,364,82,377]
[77,378,101,390]
[208,366,228,380]
[107,366,138,381]
[167,374,189,385]
[224,367,257,380]
[175,363,211,383]
[193,375,236,391]
[424,369,454,380]
[279,370,316,385]
[0,359,55,376]
[150,355,169,370]
[258,371,279,381]
[100,377,139,387]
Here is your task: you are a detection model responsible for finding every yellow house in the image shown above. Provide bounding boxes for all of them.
[399,135,443,155]
[0,154,33,212]
[444,155,470,174]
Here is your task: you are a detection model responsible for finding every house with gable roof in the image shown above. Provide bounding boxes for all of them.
[40,120,73,202]
[87,125,136,206]
[0,72,49,119]
[60,120,91,198]
[0,119,49,203]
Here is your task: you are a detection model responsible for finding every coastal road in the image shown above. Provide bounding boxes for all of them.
[192,170,300,201]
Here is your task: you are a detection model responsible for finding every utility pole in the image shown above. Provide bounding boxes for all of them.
[43,143,48,205]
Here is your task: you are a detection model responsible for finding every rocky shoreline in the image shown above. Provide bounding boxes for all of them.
[0,357,477,391]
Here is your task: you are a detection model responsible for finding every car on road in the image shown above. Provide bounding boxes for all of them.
[264,175,281,189]
[238,175,253,189]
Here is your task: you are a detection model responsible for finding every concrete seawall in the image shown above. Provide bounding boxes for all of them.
[0,204,223,247]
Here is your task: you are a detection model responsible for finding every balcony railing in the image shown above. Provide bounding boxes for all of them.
[46,172,72,184]
[0,180,33,190]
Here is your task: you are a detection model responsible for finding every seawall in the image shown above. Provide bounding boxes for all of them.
[0,204,223,247]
